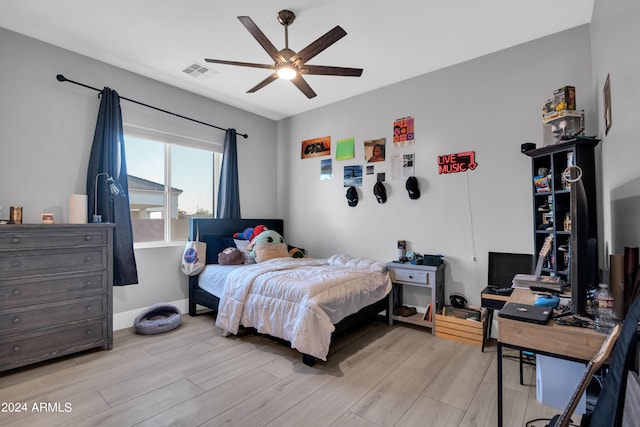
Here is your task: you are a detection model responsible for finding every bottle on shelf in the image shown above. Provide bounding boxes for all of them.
[594,283,615,333]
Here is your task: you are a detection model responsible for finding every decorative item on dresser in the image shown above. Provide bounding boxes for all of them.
[0,224,114,372]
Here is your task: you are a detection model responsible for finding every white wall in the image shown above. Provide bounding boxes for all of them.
[3,0,637,324]
[0,28,278,322]
[278,26,596,305]
[590,0,640,257]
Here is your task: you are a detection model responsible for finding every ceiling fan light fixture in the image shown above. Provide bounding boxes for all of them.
[276,64,297,80]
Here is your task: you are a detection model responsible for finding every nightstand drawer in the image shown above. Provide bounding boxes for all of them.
[389,268,432,285]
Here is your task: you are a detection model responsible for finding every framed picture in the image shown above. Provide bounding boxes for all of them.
[603,74,612,136]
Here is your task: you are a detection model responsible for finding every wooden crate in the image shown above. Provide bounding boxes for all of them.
[435,305,485,347]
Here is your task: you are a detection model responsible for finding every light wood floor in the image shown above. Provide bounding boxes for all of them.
[0,313,571,427]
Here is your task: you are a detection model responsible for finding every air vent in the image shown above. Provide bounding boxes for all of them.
[182,62,218,79]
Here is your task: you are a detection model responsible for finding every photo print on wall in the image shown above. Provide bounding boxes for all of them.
[393,116,415,147]
[301,136,331,159]
[336,137,355,160]
[320,159,332,180]
[391,153,415,179]
[365,138,386,163]
[343,165,363,187]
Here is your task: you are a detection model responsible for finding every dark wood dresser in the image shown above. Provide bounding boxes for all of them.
[0,224,114,372]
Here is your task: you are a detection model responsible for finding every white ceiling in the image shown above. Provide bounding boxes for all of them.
[0,0,594,121]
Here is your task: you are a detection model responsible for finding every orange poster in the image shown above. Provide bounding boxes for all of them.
[301,136,331,159]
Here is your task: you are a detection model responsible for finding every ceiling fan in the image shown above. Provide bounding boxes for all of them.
[205,9,363,99]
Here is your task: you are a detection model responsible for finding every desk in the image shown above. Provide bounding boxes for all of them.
[496,289,606,427]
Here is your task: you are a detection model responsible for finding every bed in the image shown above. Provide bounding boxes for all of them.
[187,218,391,366]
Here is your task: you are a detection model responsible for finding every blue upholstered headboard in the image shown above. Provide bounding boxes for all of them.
[188,218,284,264]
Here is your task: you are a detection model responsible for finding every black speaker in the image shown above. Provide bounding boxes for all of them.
[521,142,536,153]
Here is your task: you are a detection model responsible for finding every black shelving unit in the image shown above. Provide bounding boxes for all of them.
[523,137,600,314]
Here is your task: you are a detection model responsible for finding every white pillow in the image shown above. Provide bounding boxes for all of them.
[233,239,256,264]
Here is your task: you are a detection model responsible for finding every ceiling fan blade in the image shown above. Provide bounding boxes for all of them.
[291,74,317,99]
[204,58,275,71]
[237,16,283,63]
[301,65,363,77]
[247,73,278,93]
[291,26,347,65]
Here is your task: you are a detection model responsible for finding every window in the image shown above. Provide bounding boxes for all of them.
[124,131,222,245]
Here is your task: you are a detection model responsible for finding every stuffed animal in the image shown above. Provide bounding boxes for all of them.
[251,225,268,241]
[218,247,243,265]
[248,230,289,262]
[288,247,306,258]
[233,227,253,240]
[233,225,268,241]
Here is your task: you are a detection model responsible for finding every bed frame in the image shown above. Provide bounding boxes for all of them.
[187,218,389,366]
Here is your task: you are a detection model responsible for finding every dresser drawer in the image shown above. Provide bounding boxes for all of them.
[389,267,434,285]
[0,229,107,251]
[0,320,108,372]
[0,247,106,277]
[0,271,107,308]
[0,295,108,334]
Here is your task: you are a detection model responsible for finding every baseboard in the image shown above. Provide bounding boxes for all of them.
[113,298,189,331]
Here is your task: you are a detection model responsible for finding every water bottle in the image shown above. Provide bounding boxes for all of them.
[594,283,614,333]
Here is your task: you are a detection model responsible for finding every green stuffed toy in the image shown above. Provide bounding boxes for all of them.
[248,230,289,263]
[288,247,305,258]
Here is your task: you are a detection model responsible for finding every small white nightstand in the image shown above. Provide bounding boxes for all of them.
[387,262,445,334]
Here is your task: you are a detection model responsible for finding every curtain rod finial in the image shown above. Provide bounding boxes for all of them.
[56,74,67,82]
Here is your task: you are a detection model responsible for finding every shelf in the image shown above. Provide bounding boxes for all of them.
[391,313,433,328]
[387,262,445,335]
[524,139,600,315]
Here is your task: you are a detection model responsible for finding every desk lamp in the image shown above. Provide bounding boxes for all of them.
[93,172,125,223]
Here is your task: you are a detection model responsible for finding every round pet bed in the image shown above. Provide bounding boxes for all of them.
[134,303,181,335]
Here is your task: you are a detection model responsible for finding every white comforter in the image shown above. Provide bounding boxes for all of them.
[215,254,391,360]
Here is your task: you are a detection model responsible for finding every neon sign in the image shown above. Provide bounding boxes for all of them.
[438,151,478,174]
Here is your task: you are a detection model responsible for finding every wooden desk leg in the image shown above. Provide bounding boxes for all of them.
[497,342,504,427]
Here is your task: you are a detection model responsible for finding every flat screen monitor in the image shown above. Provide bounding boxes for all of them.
[487,252,534,288]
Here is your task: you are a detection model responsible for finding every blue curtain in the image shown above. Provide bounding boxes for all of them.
[87,87,139,286]
[216,128,241,219]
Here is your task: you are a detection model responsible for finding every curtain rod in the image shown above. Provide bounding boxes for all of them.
[56,74,248,139]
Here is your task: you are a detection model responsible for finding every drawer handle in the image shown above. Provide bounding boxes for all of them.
[13,261,20,268]
[12,289,20,296]
[408,275,414,279]
[86,330,93,336]
[85,235,92,241]
[13,316,21,324]
[12,237,20,244]
[13,345,20,352]
[86,306,92,312]
[85,256,92,262]
[84,280,91,288]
